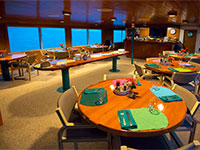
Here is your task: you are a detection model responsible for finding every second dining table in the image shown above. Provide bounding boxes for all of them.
[78,78,187,138]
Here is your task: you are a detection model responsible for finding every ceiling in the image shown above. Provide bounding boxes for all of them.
[0,0,200,28]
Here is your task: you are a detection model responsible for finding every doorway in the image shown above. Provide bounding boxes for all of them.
[183,30,197,53]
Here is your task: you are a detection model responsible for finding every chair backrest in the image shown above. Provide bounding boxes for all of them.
[172,84,200,117]
[146,57,160,61]
[40,49,47,56]
[134,63,144,77]
[55,52,69,59]
[190,58,200,64]
[163,51,175,55]
[188,62,200,72]
[171,72,198,84]
[56,86,79,126]
[27,55,37,64]
[104,74,134,80]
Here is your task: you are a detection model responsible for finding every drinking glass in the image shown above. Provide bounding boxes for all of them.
[96,89,105,105]
[148,98,157,113]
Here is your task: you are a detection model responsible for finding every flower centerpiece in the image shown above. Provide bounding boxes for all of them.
[181,48,189,53]
[0,49,6,57]
[167,56,175,63]
[59,43,64,48]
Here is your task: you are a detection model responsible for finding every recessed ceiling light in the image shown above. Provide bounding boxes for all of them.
[48,14,60,18]
[97,8,112,12]
[182,20,189,24]
[59,20,64,23]
[63,11,71,16]
[111,17,117,21]
[0,16,2,19]
[168,11,177,17]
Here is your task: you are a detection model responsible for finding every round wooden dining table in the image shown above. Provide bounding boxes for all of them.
[168,53,200,60]
[78,79,187,137]
[0,54,27,80]
[144,59,197,75]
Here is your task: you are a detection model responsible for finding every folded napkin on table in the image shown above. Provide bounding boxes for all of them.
[146,63,161,68]
[150,86,182,102]
[84,88,105,94]
[168,67,178,72]
[184,56,195,59]
[137,79,141,86]
[118,110,137,130]
[184,64,195,67]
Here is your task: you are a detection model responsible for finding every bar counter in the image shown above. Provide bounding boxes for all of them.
[125,39,175,59]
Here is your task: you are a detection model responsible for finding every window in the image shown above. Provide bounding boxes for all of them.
[8,27,40,52]
[113,30,126,43]
[41,28,66,49]
[89,29,102,45]
[72,28,102,46]
[72,28,87,46]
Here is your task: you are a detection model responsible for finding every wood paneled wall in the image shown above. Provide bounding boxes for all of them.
[167,27,180,39]
[102,29,113,44]
[0,24,10,53]
[139,28,150,37]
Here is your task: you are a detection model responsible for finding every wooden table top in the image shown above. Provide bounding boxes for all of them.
[34,50,128,71]
[0,54,27,62]
[144,59,197,74]
[78,79,187,137]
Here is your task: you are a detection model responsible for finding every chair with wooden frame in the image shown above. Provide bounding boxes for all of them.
[11,54,39,81]
[190,58,200,64]
[103,74,134,80]
[171,84,200,145]
[162,72,199,95]
[134,63,161,83]
[120,140,200,150]
[54,51,69,60]
[56,86,111,150]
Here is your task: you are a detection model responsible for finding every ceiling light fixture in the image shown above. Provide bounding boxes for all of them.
[97,8,112,12]
[111,17,117,21]
[48,14,60,18]
[63,11,71,16]
[59,20,64,23]
[168,11,177,17]
[182,19,189,24]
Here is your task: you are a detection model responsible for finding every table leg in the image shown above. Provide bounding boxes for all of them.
[109,56,120,72]
[57,68,70,93]
[0,61,11,81]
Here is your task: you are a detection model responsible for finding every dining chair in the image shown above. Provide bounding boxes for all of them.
[188,62,200,72]
[103,74,134,80]
[171,84,200,144]
[11,54,39,81]
[56,86,111,150]
[146,57,160,61]
[162,50,175,55]
[120,140,200,150]
[54,51,69,59]
[162,72,199,95]
[190,58,200,64]
[40,49,55,61]
[134,63,161,82]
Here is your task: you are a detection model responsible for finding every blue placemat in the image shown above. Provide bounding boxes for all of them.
[150,86,182,102]
[146,63,161,68]
[168,67,178,72]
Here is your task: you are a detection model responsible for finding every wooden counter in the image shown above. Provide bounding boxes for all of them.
[125,40,175,59]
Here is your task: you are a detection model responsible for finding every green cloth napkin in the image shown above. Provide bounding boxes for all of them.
[129,108,168,131]
[168,67,178,72]
[168,67,191,72]
[173,68,191,72]
[159,95,182,102]
[184,56,195,59]
[80,88,108,106]
[189,54,198,56]
[118,110,137,130]
[184,64,195,67]
[146,63,161,68]
[84,88,104,94]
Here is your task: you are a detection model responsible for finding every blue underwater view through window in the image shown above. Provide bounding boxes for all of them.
[89,29,102,45]
[8,27,40,52]
[41,28,66,49]
[114,30,125,43]
[72,28,87,46]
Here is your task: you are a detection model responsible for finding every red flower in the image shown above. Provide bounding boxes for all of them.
[59,43,64,45]
[0,50,6,53]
